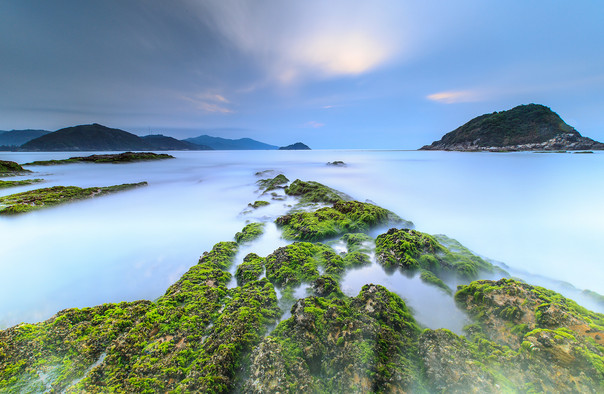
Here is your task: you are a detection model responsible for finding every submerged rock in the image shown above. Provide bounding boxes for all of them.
[0,182,147,214]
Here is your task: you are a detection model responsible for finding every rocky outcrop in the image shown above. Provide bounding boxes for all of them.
[421,104,604,151]
[279,142,311,150]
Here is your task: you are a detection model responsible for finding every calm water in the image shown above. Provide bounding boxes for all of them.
[1,150,603,329]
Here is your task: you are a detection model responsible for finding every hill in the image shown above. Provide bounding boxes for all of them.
[0,129,50,147]
[184,135,278,150]
[279,142,311,150]
[19,124,211,152]
[420,104,604,151]
[141,135,211,150]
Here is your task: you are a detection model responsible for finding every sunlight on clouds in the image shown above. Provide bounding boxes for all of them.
[427,90,483,104]
[197,0,406,85]
[295,32,391,77]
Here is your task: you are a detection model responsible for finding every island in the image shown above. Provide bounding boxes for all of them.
[24,152,174,166]
[279,142,311,150]
[420,104,604,151]
[1,175,602,392]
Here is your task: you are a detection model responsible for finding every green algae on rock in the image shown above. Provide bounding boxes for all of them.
[284,179,352,204]
[375,228,499,280]
[0,179,43,189]
[24,152,174,166]
[248,200,270,209]
[0,182,148,214]
[0,240,282,393]
[235,222,265,244]
[235,253,265,286]
[416,278,604,392]
[0,160,31,176]
[257,174,289,192]
[277,201,408,242]
[241,284,422,393]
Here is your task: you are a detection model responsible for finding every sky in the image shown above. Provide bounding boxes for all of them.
[1,0,603,149]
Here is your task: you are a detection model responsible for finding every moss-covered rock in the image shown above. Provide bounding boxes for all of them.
[234,222,265,244]
[419,269,452,294]
[235,253,265,286]
[24,152,173,166]
[0,183,147,214]
[247,200,270,209]
[284,179,352,204]
[277,201,406,242]
[417,278,604,392]
[264,242,323,287]
[257,174,289,192]
[341,232,374,253]
[0,160,30,176]
[242,284,421,393]
[0,179,43,189]
[375,228,497,280]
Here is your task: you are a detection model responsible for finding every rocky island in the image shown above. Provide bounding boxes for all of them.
[24,152,174,166]
[421,104,604,152]
[1,174,603,392]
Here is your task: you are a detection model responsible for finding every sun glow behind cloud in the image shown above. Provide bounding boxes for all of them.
[197,0,406,85]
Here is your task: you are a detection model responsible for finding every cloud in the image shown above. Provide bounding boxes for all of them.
[182,92,234,113]
[305,121,325,128]
[195,0,406,84]
[426,90,484,104]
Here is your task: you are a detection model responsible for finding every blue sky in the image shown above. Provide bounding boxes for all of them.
[1,0,603,148]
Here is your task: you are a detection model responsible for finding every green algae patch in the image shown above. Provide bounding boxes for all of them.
[277,201,406,242]
[375,228,496,280]
[257,174,289,192]
[416,278,604,392]
[0,179,43,189]
[235,253,265,286]
[248,200,270,209]
[24,152,174,166]
[234,222,265,244]
[265,242,324,287]
[284,179,352,204]
[241,284,421,393]
[0,160,31,176]
[0,182,147,214]
[341,232,374,253]
[419,269,452,294]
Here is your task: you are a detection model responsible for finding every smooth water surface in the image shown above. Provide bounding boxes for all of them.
[1,150,603,328]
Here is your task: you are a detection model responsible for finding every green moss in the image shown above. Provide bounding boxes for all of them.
[244,284,421,392]
[284,179,351,204]
[24,152,173,166]
[257,174,289,192]
[376,228,495,280]
[0,179,43,189]
[265,242,322,287]
[248,200,270,209]
[342,251,372,268]
[341,232,374,253]
[234,222,265,244]
[0,160,30,176]
[235,253,264,286]
[277,201,404,242]
[0,183,147,214]
[419,270,452,294]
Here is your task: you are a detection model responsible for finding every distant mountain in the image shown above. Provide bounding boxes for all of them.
[141,135,212,150]
[0,129,50,147]
[279,142,311,150]
[19,124,213,152]
[21,124,153,151]
[183,135,278,150]
[420,104,604,151]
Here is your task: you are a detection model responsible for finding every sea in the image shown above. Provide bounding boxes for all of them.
[1,150,603,331]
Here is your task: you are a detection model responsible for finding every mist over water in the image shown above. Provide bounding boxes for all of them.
[1,150,603,329]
